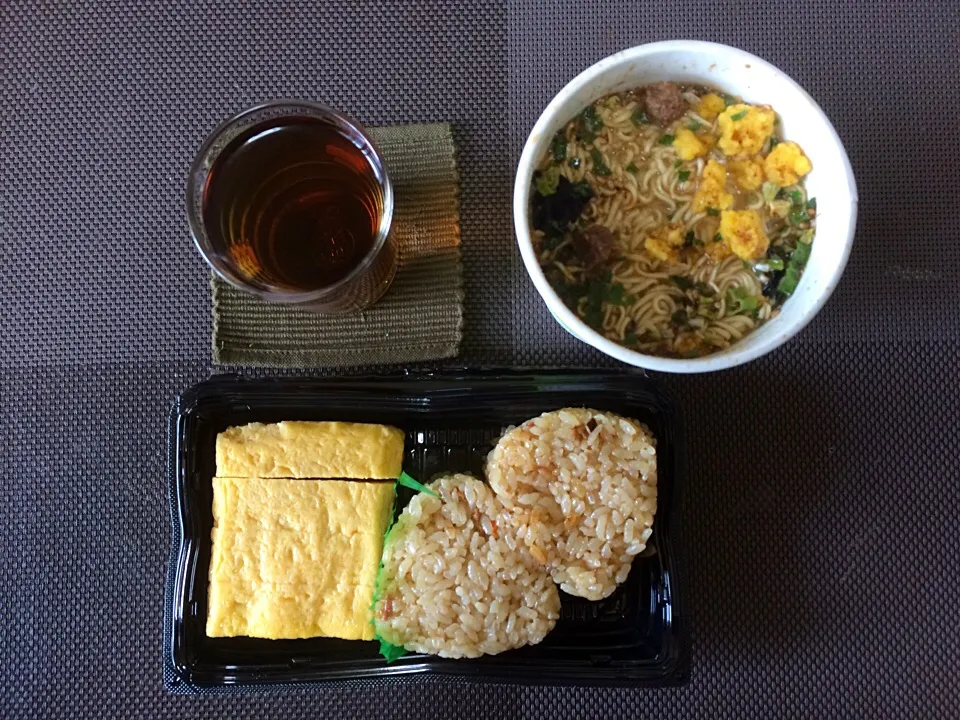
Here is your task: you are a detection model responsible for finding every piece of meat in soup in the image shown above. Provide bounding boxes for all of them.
[573,224,615,271]
[644,82,687,125]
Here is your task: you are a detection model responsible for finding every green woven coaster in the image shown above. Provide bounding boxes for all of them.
[211,123,463,368]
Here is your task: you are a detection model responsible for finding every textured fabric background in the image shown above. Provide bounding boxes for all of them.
[1,1,958,718]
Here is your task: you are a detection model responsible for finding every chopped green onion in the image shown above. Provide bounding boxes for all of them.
[713,232,722,243]
[777,239,813,297]
[684,231,696,246]
[534,166,561,196]
[762,182,780,203]
[673,159,682,169]
[727,287,759,314]
[626,161,639,173]
[789,190,803,205]
[678,170,691,182]
[798,229,815,245]
[695,281,715,296]
[671,275,694,290]
[730,109,748,121]
[687,121,702,132]
[792,240,812,266]
[624,330,639,346]
[777,266,800,296]
[623,293,636,306]
[671,309,689,326]
[722,94,737,107]
[707,207,720,216]
[631,107,648,126]
[790,209,810,225]
[591,149,612,176]
[768,136,780,149]
[807,197,817,211]
[767,257,785,271]
[660,134,676,145]
[551,133,567,162]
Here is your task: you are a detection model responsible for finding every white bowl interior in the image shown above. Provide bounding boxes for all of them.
[515,41,857,373]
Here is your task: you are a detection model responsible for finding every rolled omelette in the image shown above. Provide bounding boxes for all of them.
[207,420,404,640]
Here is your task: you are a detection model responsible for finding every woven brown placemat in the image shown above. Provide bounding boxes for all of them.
[211,122,463,367]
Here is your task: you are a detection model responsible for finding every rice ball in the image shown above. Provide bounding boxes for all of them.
[486,408,657,601]
[373,473,560,658]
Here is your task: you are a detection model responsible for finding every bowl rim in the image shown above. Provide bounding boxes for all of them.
[513,39,858,373]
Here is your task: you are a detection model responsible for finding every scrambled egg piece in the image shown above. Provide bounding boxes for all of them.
[696,93,726,121]
[644,222,686,262]
[704,236,733,260]
[674,333,703,355]
[764,141,813,186]
[728,158,765,191]
[717,103,776,156]
[672,128,709,160]
[692,160,734,213]
[719,210,770,260]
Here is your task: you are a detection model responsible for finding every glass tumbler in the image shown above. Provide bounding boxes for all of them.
[187,101,398,314]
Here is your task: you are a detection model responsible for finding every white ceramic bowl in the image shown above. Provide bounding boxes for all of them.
[514,40,858,373]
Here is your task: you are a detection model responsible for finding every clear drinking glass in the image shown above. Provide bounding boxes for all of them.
[187,101,397,314]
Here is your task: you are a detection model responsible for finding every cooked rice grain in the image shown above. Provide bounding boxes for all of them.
[373,473,560,659]
[486,408,657,601]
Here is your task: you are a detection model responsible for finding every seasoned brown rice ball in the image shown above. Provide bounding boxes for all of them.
[373,473,560,659]
[486,408,657,601]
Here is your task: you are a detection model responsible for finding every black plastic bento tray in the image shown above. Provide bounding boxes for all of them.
[164,370,688,691]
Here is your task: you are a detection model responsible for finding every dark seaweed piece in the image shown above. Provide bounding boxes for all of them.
[558,280,588,308]
[531,176,594,240]
[607,282,626,304]
[763,266,786,299]
[571,179,593,199]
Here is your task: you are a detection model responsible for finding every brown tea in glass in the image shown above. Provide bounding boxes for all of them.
[188,102,397,314]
